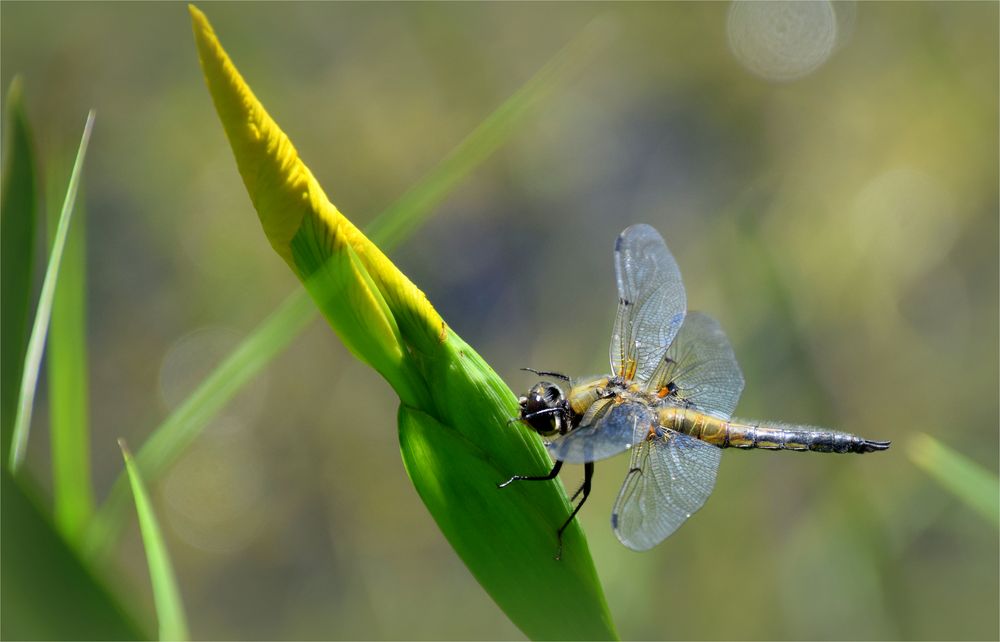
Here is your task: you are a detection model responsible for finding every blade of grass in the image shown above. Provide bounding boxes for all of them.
[86,15,608,559]
[47,161,95,542]
[1,77,38,465]
[119,439,189,641]
[8,110,94,473]
[908,433,1000,528]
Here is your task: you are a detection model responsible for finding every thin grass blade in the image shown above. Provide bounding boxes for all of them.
[908,433,999,528]
[119,439,189,641]
[1,77,38,465]
[47,161,95,542]
[8,110,94,473]
[87,9,607,558]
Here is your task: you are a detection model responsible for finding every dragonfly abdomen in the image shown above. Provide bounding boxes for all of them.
[723,420,889,454]
[658,407,889,454]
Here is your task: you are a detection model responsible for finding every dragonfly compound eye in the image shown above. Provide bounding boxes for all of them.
[520,381,566,436]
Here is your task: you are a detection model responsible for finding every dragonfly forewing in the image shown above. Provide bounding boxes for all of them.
[610,224,686,383]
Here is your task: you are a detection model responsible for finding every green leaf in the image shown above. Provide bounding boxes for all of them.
[47,161,95,542]
[8,110,94,472]
[119,439,189,641]
[87,10,608,561]
[0,467,147,640]
[186,6,618,637]
[1,77,38,465]
[399,334,617,640]
[908,433,1000,528]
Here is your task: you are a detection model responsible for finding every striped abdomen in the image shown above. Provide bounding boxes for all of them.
[657,407,890,454]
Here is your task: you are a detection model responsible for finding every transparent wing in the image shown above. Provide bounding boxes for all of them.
[610,224,687,384]
[611,429,721,551]
[644,312,745,420]
[546,400,654,464]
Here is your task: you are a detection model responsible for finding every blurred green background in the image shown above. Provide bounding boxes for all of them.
[2,2,997,639]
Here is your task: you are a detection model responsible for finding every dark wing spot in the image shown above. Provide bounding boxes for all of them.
[610,512,619,529]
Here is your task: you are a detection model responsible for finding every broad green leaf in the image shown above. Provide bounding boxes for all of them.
[86,2,607,562]
[8,110,95,472]
[119,440,189,641]
[187,6,616,639]
[47,162,95,542]
[908,433,999,528]
[1,77,38,465]
[0,468,147,640]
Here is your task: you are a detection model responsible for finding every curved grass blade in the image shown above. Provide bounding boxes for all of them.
[47,163,95,542]
[8,110,94,473]
[119,439,189,641]
[1,77,38,465]
[183,6,616,638]
[908,433,999,528]
[86,4,609,561]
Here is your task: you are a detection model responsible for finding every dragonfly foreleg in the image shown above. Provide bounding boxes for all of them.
[497,459,563,488]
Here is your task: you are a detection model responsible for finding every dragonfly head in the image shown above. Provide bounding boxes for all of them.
[519,381,569,437]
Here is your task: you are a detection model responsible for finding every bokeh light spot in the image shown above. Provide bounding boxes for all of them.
[158,325,269,425]
[161,418,267,554]
[727,0,839,82]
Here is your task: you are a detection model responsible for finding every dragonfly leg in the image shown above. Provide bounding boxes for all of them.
[497,460,562,488]
[555,462,594,561]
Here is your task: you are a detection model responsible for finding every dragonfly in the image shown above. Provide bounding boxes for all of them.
[500,223,889,557]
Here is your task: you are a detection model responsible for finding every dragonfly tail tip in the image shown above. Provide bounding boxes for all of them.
[862,439,891,452]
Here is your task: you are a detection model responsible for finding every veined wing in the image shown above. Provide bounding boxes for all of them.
[611,428,721,551]
[644,312,745,420]
[610,224,686,384]
[546,400,654,464]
